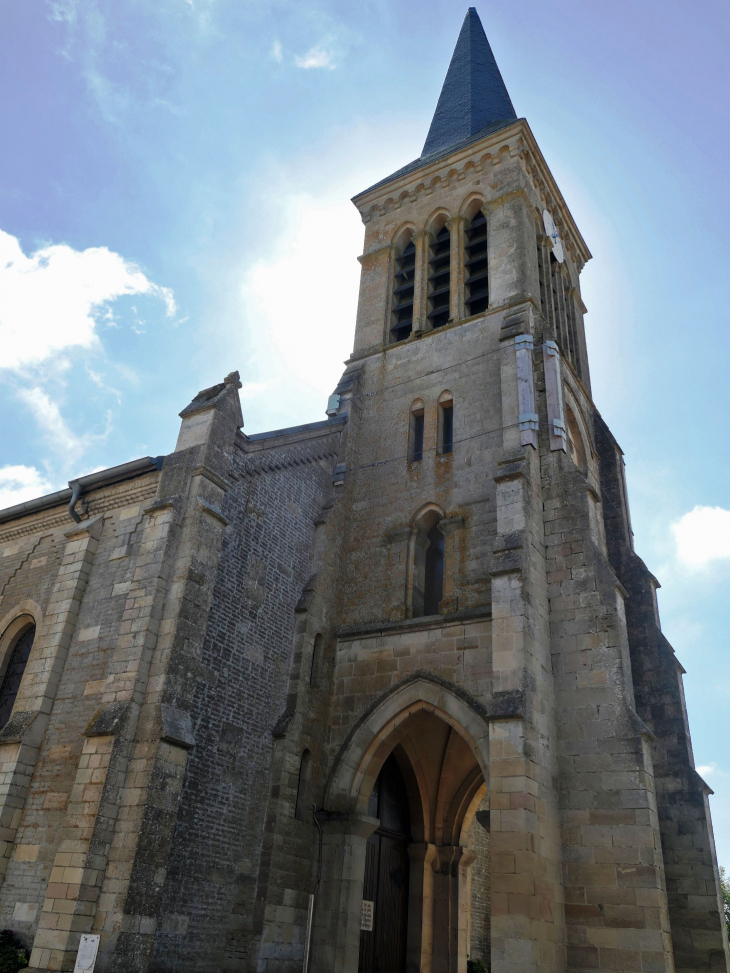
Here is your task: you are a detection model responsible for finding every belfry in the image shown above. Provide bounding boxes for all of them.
[0,8,726,973]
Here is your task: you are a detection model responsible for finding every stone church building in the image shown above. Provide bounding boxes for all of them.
[0,9,726,973]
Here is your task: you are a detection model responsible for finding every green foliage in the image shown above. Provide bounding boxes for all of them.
[0,930,28,973]
[720,866,730,940]
[467,960,488,973]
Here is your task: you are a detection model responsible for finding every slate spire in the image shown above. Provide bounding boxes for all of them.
[422,7,517,158]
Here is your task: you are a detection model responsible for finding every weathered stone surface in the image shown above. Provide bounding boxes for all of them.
[0,25,725,973]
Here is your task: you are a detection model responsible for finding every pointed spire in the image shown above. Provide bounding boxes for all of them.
[422,8,516,158]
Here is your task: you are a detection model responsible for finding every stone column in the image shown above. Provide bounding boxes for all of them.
[406,842,437,973]
[447,216,466,322]
[412,230,428,334]
[309,813,378,973]
[431,845,475,973]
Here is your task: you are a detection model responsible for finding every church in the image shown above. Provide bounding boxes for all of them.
[0,8,726,973]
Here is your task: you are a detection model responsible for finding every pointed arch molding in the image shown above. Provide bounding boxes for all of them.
[324,671,525,811]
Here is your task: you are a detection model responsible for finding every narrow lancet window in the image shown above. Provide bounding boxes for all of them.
[465,210,489,316]
[438,395,454,454]
[411,509,446,618]
[538,219,582,378]
[295,749,312,821]
[409,406,425,463]
[0,624,35,730]
[392,237,416,342]
[428,225,451,329]
[423,525,445,615]
[566,407,587,470]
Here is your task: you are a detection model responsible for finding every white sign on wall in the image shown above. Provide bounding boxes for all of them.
[360,899,374,932]
[73,934,100,973]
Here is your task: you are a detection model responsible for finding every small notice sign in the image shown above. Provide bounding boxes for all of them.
[361,899,374,931]
[74,934,100,973]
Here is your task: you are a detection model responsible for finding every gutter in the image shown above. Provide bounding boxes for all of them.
[0,456,166,527]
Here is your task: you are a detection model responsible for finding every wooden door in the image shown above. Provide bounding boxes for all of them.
[358,755,411,973]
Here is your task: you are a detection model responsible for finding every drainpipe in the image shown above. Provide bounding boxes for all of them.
[302,803,323,973]
[67,480,83,524]
[65,456,165,525]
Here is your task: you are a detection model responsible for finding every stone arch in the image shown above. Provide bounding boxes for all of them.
[0,600,42,687]
[392,222,416,250]
[410,501,445,531]
[563,387,593,469]
[459,193,486,221]
[406,503,447,617]
[0,601,41,730]
[320,676,491,973]
[325,674,490,814]
[425,208,450,236]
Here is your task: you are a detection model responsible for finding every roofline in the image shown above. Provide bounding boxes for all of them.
[352,117,591,265]
[0,455,165,527]
[352,118,517,202]
[243,414,347,444]
[518,119,591,264]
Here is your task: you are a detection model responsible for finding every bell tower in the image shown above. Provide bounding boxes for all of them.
[250,9,730,973]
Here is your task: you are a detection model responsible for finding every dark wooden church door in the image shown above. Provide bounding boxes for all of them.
[358,754,411,973]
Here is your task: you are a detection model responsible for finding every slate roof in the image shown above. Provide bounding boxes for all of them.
[354,8,518,200]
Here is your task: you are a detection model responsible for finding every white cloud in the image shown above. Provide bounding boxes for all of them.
[671,506,730,569]
[294,44,337,70]
[241,192,361,404]
[271,39,283,63]
[696,763,728,780]
[0,466,55,510]
[17,387,110,466]
[0,229,175,370]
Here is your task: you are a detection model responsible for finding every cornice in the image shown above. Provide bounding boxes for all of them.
[352,118,591,269]
[0,476,159,545]
[353,121,525,219]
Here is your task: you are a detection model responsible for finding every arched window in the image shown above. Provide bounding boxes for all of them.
[428,224,451,330]
[438,393,454,455]
[391,235,416,343]
[411,509,445,618]
[295,749,312,821]
[0,623,35,730]
[409,401,425,463]
[565,406,587,469]
[465,210,489,316]
[310,634,324,687]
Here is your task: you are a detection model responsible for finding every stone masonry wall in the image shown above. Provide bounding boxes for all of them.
[0,473,160,957]
[469,796,491,965]
[150,426,341,973]
[595,414,730,973]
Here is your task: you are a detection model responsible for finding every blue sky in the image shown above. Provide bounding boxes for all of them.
[1,1,729,865]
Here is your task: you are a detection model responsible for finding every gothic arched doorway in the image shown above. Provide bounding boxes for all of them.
[358,754,411,973]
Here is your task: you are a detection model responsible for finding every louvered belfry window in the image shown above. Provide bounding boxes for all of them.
[0,625,35,730]
[537,231,581,377]
[391,239,416,342]
[465,211,489,316]
[427,225,451,330]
